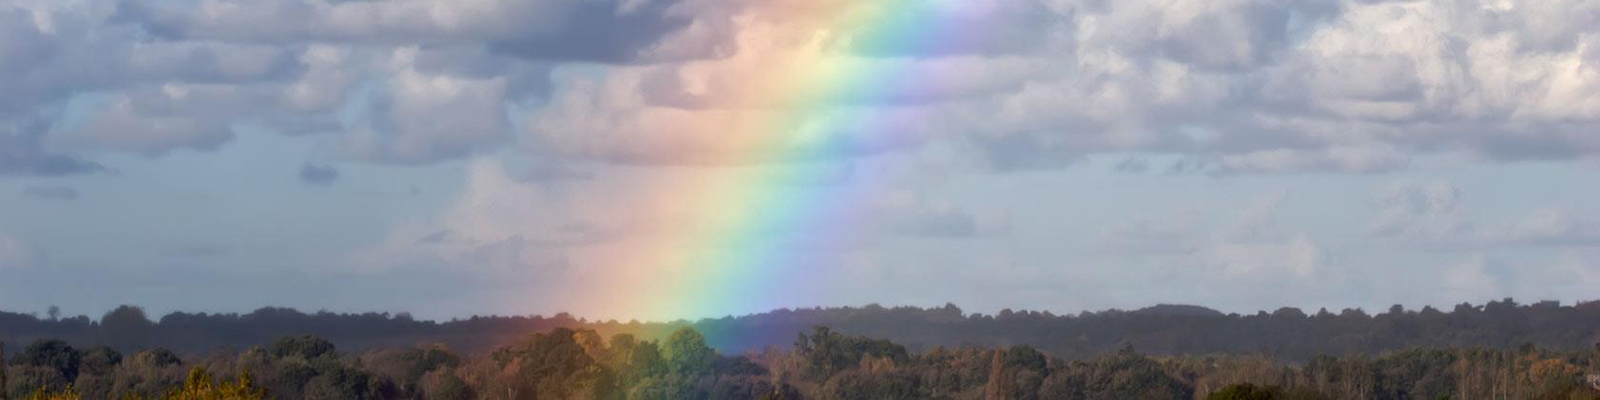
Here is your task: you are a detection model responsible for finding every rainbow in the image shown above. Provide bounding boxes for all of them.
[592,0,983,325]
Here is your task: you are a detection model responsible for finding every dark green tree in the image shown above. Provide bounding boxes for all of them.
[99,305,155,351]
[1208,383,1283,400]
[272,335,337,360]
[79,346,122,376]
[665,327,714,376]
[11,339,82,382]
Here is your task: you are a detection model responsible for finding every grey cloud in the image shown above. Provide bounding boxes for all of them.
[452,235,574,272]
[1,4,330,159]
[163,243,232,258]
[1093,192,1323,277]
[116,0,718,64]
[876,199,1008,239]
[1159,145,1413,175]
[486,0,707,63]
[840,1,1063,57]
[891,210,982,238]
[10,0,1600,173]
[298,164,340,185]
[1094,219,1196,255]
[21,186,79,201]
[416,230,450,244]
[406,45,556,98]
[1369,181,1600,250]
[55,95,237,156]
[338,52,513,164]
[1492,209,1600,247]
[1,120,109,177]
[1370,181,1469,241]
[966,132,1094,171]
[1,145,109,177]
[1094,220,1196,254]
[517,160,596,183]
[1111,155,1150,173]
[0,232,44,269]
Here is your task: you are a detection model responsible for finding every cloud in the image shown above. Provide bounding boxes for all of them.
[415,230,450,244]
[1370,180,1600,249]
[163,243,231,258]
[3,0,1600,176]
[1208,145,1412,174]
[1097,192,1324,277]
[516,160,596,183]
[888,209,981,238]
[21,185,79,201]
[870,190,1009,239]
[1095,216,1199,256]
[1370,180,1470,241]
[4,0,1598,172]
[526,0,1600,172]
[1,119,109,177]
[1441,256,1510,302]
[1111,155,1151,173]
[338,48,513,164]
[1494,208,1600,246]
[114,0,729,63]
[357,160,618,272]
[1436,253,1600,304]
[54,94,236,156]
[298,164,340,185]
[0,231,42,269]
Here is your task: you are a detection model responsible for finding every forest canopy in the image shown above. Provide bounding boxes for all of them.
[5,298,1599,361]
[6,324,1600,399]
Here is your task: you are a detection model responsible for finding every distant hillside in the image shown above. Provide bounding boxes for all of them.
[1130,304,1225,317]
[4,298,1599,361]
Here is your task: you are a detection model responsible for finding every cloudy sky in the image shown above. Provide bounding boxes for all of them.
[2,0,1599,321]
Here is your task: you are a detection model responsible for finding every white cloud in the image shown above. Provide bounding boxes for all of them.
[339,48,512,164]
[1489,208,1600,247]
[1370,180,1600,249]
[2,0,1597,173]
[56,94,235,156]
[1096,192,1324,277]
[0,231,41,269]
[1370,180,1470,241]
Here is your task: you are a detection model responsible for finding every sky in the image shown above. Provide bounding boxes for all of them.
[2,0,1599,321]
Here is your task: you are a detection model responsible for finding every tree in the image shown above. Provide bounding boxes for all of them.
[270,336,336,360]
[100,305,155,351]
[489,328,616,399]
[11,340,83,382]
[795,326,909,381]
[664,327,714,376]
[164,366,266,400]
[79,346,122,376]
[132,349,183,368]
[1208,383,1282,400]
[421,369,474,400]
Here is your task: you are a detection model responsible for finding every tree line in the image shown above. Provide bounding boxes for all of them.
[5,298,1600,361]
[6,325,1600,399]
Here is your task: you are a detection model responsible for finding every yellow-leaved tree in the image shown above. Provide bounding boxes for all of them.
[162,367,266,400]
